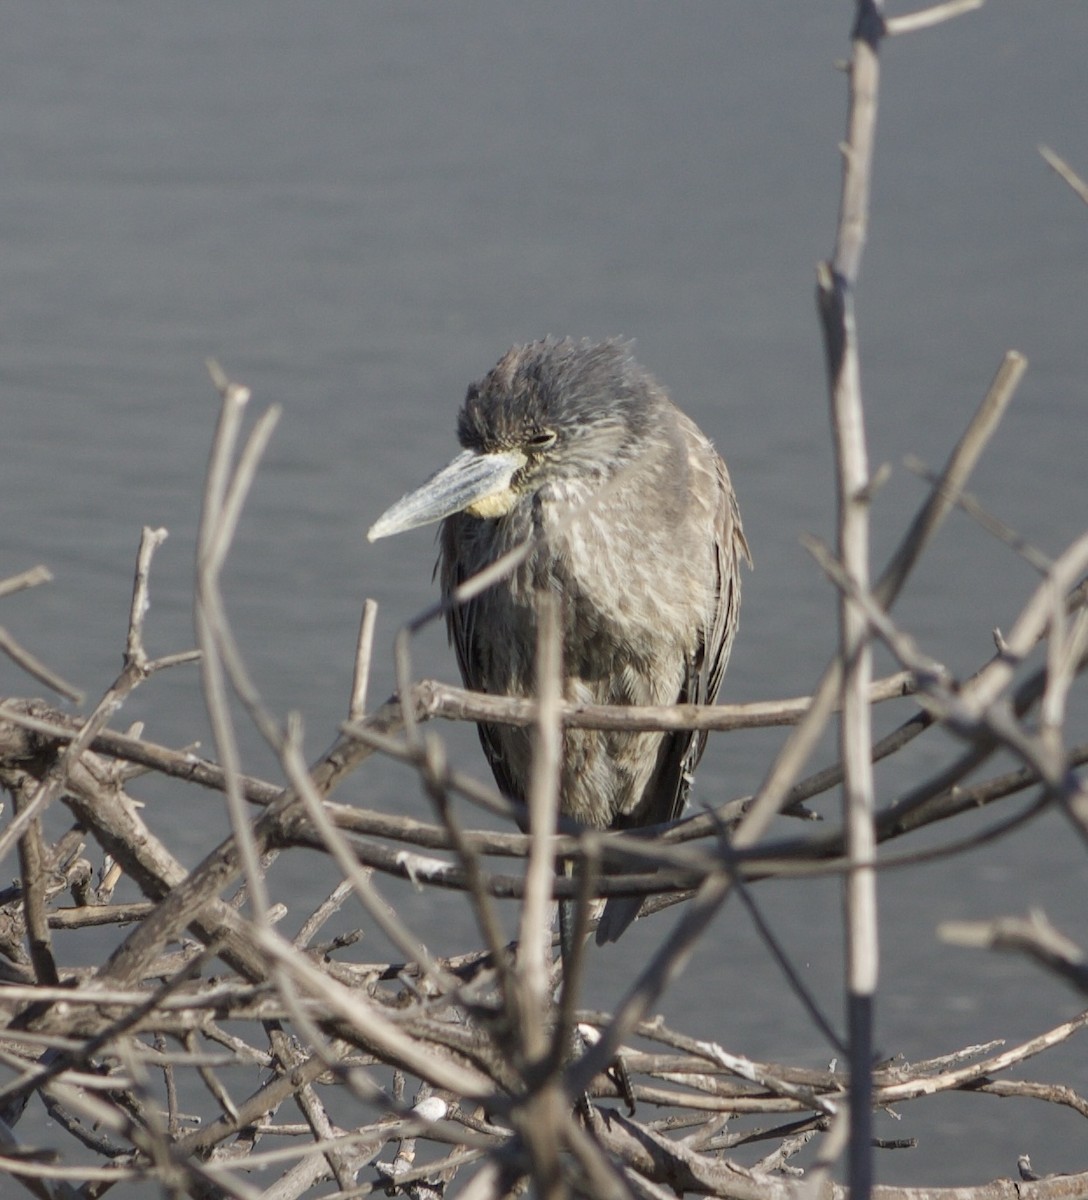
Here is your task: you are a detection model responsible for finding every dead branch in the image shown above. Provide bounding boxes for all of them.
[3,5,1088,1199]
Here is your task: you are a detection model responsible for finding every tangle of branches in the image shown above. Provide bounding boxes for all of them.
[1,3,1087,1198]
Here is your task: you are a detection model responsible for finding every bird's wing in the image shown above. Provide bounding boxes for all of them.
[439,522,528,805]
[704,454,750,707]
[598,476,745,943]
[655,451,749,827]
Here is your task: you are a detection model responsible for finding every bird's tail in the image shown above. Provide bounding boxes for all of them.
[593,892,645,944]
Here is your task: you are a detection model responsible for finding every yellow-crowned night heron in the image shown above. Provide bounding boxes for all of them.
[369,337,749,945]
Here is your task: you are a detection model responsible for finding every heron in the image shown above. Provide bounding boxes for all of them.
[369,337,749,948]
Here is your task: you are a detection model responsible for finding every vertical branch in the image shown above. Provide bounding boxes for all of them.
[349,598,380,722]
[517,591,562,1052]
[12,778,60,987]
[195,371,269,924]
[817,4,885,1194]
[196,364,283,932]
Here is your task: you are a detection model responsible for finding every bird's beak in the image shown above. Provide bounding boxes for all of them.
[367,448,527,542]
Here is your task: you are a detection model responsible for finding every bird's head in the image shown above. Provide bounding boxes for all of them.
[368,338,661,542]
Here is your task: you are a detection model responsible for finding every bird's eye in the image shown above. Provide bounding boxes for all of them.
[526,429,557,451]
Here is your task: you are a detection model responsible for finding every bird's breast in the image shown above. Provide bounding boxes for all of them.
[531,478,713,659]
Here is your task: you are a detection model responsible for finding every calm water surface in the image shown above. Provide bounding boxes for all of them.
[2,3,1087,1187]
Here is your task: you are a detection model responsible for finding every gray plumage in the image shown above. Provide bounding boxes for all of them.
[370,337,749,942]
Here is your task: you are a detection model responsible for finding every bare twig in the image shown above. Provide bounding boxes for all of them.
[884,0,984,36]
[0,627,84,704]
[940,911,1088,995]
[1039,144,1088,207]
[350,597,380,721]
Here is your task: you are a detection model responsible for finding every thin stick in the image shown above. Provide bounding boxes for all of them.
[884,0,984,36]
[417,671,916,734]
[818,5,884,1191]
[0,627,84,704]
[517,592,562,1062]
[195,368,276,929]
[1039,144,1088,207]
[0,565,53,598]
[881,351,1027,603]
[349,597,379,721]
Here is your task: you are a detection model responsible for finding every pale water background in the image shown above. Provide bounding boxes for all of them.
[2,3,1087,1190]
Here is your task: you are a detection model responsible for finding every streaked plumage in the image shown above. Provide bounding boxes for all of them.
[370,337,749,941]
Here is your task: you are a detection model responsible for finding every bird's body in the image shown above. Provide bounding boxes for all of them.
[370,338,748,940]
